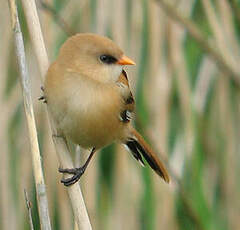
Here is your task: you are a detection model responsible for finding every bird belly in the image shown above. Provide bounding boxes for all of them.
[65,112,123,149]
[56,84,126,149]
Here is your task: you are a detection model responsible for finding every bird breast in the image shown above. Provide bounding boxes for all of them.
[45,70,127,149]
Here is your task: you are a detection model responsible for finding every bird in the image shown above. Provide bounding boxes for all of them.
[42,33,170,186]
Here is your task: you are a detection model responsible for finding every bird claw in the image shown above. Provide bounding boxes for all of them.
[39,86,47,103]
[59,167,85,186]
[38,95,47,103]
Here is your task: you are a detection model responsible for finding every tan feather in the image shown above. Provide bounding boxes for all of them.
[128,128,170,183]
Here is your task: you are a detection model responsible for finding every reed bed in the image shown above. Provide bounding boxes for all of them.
[1,0,240,229]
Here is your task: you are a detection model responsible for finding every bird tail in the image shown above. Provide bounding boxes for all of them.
[124,128,170,183]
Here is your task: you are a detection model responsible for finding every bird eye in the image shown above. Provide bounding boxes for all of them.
[100,55,117,64]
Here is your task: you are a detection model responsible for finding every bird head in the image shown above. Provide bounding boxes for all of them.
[57,33,135,83]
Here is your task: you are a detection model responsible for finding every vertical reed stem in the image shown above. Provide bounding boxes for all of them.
[7,0,52,229]
[20,0,92,229]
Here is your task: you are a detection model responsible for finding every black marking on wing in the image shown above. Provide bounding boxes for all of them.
[120,110,131,123]
[122,69,128,80]
[120,70,135,105]
[126,92,134,104]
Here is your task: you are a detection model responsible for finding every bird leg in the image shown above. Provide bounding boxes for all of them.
[59,147,96,186]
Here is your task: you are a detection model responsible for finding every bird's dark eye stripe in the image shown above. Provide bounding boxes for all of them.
[100,55,117,64]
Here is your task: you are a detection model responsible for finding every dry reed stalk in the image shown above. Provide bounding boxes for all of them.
[20,0,92,229]
[169,20,194,156]
[24,189,35,230]
[60,0,87,27]
[96,0,109,34]
[148,3,176,229]
[218,0,240,60]
[193,57,216,114]
[39,0,75,36]
[56,177,73,230]
[111,1,140,229]
[229,0,240,25]
[217,77,239,230]
[80,148,97,228]
[167,0,195,178]
[155,0,240,87]
[202,0,240,77]
[158,3,209,229]
[202,9,240,210]
[112,0,126,47]
[38,3,64,225]
[7,0,52,229]
[148,2,169,152]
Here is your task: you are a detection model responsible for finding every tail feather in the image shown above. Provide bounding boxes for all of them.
[125,128,170,183]
[125,141,145,167]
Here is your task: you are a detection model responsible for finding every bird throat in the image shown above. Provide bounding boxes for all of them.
[108,65,123,82]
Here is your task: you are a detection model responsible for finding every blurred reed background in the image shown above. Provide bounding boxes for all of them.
[1,0,240,229]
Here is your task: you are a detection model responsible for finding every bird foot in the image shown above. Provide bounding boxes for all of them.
[39,86,47,103]
[59,167,85,186]
[38,95,47,103]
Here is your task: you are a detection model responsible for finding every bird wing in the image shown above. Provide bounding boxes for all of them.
[116,70,135,123]
[117,72,170,183]
[116,70,135,113]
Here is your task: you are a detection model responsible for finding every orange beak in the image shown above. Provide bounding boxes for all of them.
[116,55,136,65]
